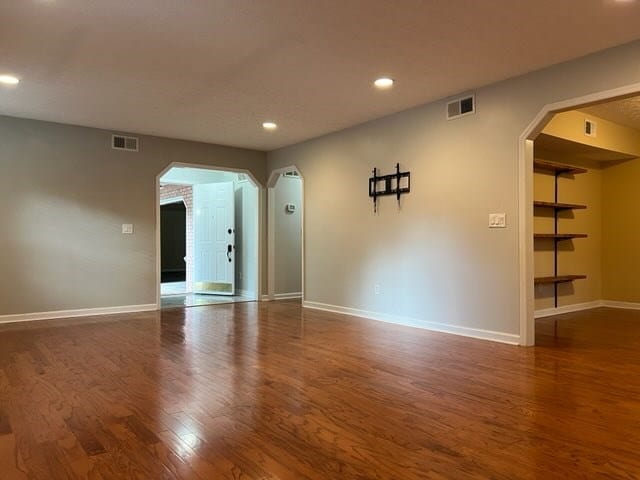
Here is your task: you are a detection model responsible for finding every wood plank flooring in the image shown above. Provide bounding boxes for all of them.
[0,302,639,479]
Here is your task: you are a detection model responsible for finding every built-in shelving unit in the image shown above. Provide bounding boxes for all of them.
[534,159,587,307]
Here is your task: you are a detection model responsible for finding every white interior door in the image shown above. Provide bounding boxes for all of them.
[193,182,235,295]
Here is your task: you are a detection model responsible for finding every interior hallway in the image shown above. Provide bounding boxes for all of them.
[0,302,638,479]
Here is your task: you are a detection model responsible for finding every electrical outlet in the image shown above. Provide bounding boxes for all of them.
[489,213,506,228]
[374,284,381,295]
[122,224,134,234]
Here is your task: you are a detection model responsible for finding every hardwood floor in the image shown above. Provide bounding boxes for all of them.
[0,303,639,479]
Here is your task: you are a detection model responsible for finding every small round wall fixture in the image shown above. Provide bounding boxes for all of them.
[262,121,278,131]
[374,77,394,89]
[0,75,20,85]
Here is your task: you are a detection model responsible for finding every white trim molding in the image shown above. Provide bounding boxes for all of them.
[535,301,604,319]
[534,300,640,319]
[602,300,640,310]
[303,301,519,345]
[260,292,303,301]
[273,292,303,300]
[0,304,157,325]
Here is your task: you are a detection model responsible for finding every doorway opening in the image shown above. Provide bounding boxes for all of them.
[157,164,260,309]
[520,83,640,345]
[160,200,187,295]
[267,167,304,301]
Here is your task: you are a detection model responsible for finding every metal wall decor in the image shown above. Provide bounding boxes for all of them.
[369,163,411,212]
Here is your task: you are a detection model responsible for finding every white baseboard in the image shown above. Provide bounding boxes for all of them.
[273,292,302,300]
[602,300,640,310]
[260,293,303,301]
[302,301,519,345]
[535,300,604,319]
[237,289,256,299]
[535,299,640,319]
[0,304,158,325]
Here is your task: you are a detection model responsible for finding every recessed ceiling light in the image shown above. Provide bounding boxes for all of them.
[374,77,394,89]
[262,122,278,131]
[0,75,20,85]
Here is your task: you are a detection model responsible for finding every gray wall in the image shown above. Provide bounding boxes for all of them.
[267,39,640,338]
[273,175,302,294]
[0,115,266,315]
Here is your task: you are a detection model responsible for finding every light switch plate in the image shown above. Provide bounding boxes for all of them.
[489,213,506,228]
[122,224,134,234]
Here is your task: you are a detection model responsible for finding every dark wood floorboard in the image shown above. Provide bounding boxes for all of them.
[0,302,638,479]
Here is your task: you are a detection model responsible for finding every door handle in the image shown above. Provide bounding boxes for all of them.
[227,244,233,262]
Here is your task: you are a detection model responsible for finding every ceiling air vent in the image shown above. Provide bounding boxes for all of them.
[447,94,475,120]
[112,134,139,152]
[584,119,597,138]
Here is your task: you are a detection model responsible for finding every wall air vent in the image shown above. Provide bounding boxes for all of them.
[584,119,597,138]
[112,134,139,152]
[447,94,475,120]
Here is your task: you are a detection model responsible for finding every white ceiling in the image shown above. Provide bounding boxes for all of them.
[2,1,640,151]
[581,96,640,131]
[160,167,240,186]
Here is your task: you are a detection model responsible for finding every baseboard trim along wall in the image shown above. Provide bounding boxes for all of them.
[534,301,604,319]
[535,300,640,318]
[260,293,303,301]
[0,304,158,325]
[273,292,303,300]
[602,300,640,310]
[302,301,520,345]
[5,299,638,329]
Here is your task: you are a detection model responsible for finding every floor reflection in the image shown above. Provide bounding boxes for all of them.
[161,293,254,309]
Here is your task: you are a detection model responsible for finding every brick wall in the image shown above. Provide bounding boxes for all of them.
[160,184,193,291]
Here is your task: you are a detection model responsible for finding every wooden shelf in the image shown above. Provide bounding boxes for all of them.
[534,233,588,239]
[534,201,587,210]
[534,159,587,175]
[533,158,588,309]
[534,275,587,285]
